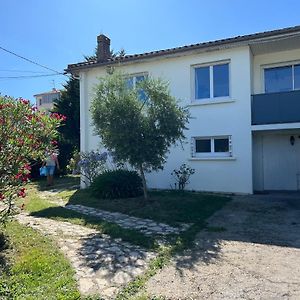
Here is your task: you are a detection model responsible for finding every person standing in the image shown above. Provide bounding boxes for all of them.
[43,151,60,186]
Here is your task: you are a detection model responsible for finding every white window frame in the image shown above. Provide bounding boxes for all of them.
[191,136,232,158]
[125,72,148,88]
[261,61,300,93]
[192,60,231,101]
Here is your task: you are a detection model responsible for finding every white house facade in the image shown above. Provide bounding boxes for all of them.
[34,88,61,112]
[67,26,300,194]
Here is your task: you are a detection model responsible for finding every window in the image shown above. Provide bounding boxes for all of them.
[194,62,229,100]
[125,74,147,101]
[192,136,232,157]
[264,64,300,93]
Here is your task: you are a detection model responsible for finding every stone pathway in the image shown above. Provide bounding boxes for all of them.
[16,213,156,299]
[65,204,189,236]
[39,188,190,236]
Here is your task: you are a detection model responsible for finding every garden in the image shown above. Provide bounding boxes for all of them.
[0,73,231,299]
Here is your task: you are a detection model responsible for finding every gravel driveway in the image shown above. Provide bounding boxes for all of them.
[146,193,300,299]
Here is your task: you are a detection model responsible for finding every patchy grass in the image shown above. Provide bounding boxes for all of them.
[66,189,230,227]
[20,176,231,300]
[33,175,80,191]
[23,186,158,251]
[0,221,80,300]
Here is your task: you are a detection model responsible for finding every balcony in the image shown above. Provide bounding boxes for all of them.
[252,90,300,125]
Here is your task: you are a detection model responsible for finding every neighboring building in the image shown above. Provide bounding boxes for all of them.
[34,88,61,111]
[67,26,300,194]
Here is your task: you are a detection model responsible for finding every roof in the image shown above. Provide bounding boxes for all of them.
[33,89,61,97]
[66,25,300,73]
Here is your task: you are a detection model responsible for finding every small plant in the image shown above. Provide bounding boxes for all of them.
[90,169,143,199]
[171,163,195,191]
[77,150,107,185]
[67,150,80,174]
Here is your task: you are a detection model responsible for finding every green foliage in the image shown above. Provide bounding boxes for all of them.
[0,96,63,221]
[52,77,80,173]
[91,169,143,199]
[67,150,80,174]
[91,72,189,199]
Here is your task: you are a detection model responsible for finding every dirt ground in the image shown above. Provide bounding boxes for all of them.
[146,193,300,299]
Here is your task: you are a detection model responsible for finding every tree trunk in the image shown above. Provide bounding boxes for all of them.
[139,165,148,200]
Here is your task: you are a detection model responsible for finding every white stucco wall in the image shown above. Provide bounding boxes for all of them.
[79,46,254,194]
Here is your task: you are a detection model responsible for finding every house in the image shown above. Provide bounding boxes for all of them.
[34,88,61,112]
[66,26,300,194]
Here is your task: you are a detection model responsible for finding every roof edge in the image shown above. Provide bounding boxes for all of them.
[66,25,300,73]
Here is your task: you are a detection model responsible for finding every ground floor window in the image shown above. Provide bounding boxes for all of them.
[191,136,232,157]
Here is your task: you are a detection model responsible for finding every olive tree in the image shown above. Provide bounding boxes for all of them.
[91,72,189,200]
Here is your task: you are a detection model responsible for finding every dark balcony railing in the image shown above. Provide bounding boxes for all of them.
[252,90,300,125]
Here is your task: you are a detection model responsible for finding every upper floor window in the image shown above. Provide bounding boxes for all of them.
[125,74,147,101]
[194,62,229,100]
[264,64,300,93]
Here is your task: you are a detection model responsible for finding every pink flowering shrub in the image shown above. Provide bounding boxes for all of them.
[0,95,64,221]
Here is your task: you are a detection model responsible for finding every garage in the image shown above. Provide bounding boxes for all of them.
[253,131,300,191]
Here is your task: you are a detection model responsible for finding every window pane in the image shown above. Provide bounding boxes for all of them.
[213,63,229,97]
[214,138,229,152]
[196,139,211,153]
[264,66,293,93]
[294,65,300,90]
[136,75,146,101]
[195,67,210,99]
[125,77,134,89]
[136,75,145,83]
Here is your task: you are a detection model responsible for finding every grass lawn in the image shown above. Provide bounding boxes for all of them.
[18,176,231,299]
[23,182,158,250]
[65,188,230,227]
[0,221,80,300]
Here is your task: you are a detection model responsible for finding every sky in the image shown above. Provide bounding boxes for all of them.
[1,0,300,103]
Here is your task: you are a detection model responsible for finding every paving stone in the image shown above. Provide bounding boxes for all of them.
[64,204,190,236]
[79,277,95,294]
[113,271,132,284]
[15,212,156,299]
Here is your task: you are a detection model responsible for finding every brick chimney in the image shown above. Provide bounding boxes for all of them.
[97,34,111,62]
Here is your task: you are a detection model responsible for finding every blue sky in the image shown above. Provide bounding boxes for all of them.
[1,0,300,102]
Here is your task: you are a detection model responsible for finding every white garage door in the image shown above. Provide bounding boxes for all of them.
[263,135,300,190]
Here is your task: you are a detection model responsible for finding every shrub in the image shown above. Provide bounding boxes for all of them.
[78,150,107,185]
[171,163,195,190]
[91,169,143,199]
[67,150,80,174]
[0,96,63,221]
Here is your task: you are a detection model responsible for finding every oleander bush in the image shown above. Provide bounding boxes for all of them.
[0,96,64,221]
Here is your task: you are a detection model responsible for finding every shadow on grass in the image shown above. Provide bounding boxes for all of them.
[30,206,159,251]
[66,188,231,227]
[0,231,9,272]
[32,175,80,192]
[66,187,229,274]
